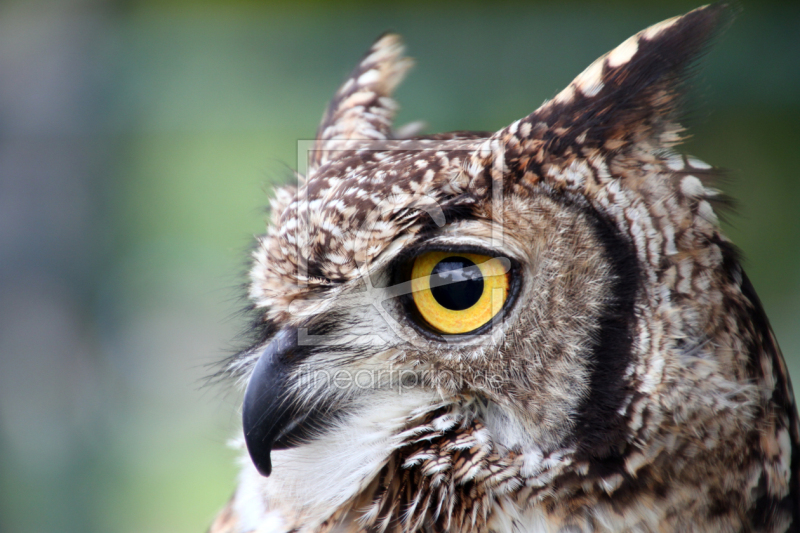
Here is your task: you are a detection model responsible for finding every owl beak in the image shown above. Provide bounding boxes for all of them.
[242,327,305,477]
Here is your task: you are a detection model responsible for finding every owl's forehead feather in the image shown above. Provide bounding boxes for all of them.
[249,143,480,317]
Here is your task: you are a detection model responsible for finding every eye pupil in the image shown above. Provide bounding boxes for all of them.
[429,256,484,311]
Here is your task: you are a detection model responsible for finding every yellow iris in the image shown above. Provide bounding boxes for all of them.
[410,251,509,335]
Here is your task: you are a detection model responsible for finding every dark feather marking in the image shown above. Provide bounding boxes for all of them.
[547,191,641,459]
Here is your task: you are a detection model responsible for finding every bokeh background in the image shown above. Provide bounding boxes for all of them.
[0,0,797,532]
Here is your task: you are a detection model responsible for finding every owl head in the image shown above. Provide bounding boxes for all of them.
[219,4,796,531]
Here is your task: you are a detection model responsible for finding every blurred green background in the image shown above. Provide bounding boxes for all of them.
[0,1,797,532]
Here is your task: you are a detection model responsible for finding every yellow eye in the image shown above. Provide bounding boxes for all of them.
[409,251,510,335]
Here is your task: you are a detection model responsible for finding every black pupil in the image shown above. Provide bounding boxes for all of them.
[429,256,484,311]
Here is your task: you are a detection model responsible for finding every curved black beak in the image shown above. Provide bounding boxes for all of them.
[243,326,343,477]
[242,327,303,477]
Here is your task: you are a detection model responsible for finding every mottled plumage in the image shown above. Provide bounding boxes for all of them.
[211,4,798,532]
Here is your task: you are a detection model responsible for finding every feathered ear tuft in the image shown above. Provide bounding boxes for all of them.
[308,34,413,177]
[480,3,733,181]
[550,3,732,150]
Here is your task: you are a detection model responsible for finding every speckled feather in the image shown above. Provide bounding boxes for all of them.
[214,4,798,532]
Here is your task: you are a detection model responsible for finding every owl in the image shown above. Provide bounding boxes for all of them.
[209,4,799,533]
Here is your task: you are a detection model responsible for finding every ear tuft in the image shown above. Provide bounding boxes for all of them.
[497,3,734,163]
[309,34,413,176]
